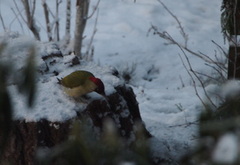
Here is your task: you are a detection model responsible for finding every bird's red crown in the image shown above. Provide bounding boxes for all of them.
[89,77,105,95]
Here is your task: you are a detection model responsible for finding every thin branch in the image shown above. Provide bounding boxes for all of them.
[10,8,25,34]
[0,11,6,30]
[199,51,227,73]
[13,0,27,24]
[54,0,60,41]
[178,52,208,108]
[87,0,100,19]
[21,0,41,40]
[157,0,188,47]
[31,0,36,19]
[65,0,71,36]
[150,25,221,64]
[181,48,217,108]
[85,9,99,61]
[194,70,221,83]
[212,40,228,59]
[42,0,52,41]
[151,0,229,109]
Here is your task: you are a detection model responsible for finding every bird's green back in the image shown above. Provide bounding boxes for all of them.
[60,70,94,88]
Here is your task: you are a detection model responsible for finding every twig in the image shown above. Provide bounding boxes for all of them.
[199,51,227,73]
[150,1,227,108]
[150,25,215,63]
[65,0,71,38]
[181,48,217,108]
[55,0,60,41]
[87,0,100,19]
[20,0,41,40]
[31,0,36,19]
[85,9,99,61]
[194,70,221,83]
[0,10,6,30]
[157,0,188,47]
[178,53,208,108]
[169,120,199,128]
[13,0,27,24]
[212,40,228,59]
[10,8,25,34]
[42,0,53,41]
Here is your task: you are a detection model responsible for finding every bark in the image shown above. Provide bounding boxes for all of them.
[65,0,71,38]
[42,0,52,41]
[54,0,60,41]
[21,0,41,41]
[228,46,240,79]
[73,0,90,58]
[225,0,240,79]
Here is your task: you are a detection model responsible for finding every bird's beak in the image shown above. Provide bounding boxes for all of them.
[102,90,106,96]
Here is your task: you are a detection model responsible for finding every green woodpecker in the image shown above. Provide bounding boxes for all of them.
[58,70,105,97]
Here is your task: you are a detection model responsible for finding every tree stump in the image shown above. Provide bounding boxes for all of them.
[1,85,151,165]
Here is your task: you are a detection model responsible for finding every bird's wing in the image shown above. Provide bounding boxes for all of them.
[59,70,94,88]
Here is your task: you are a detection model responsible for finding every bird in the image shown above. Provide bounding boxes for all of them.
[58,70,105,98]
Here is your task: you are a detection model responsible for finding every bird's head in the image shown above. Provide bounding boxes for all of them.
[89,77,105,96]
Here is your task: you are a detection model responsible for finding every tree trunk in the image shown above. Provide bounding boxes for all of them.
[21,0,41,41]
[65,0,71,46]
[224,0,240,79]
[228,45,240,79]
[54,0,60,41]
[73,0,90,58]
[42,0,52,41]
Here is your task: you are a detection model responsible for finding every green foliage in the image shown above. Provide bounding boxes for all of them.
[37,118,152,165]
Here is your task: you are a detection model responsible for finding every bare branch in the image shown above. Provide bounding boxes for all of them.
[85,9,99,61]
[150,25,215,63]
[21,0,41,40]
[0,11,6,31]
[87,0,100,19]
[54,0,60,41]
[157,0,188,47]
[178,53,208,108]
[13,0,27,24]
[42,0,52,41]
[179,49,217,108]
[150,1,225,108]
[65,0,71,36]
[10,8,25,34]
[31,0,36,19]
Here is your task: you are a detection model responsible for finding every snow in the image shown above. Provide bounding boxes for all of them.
[0,0,227,162]
[212,133,239,164]
[221,80,240,99]
[5,47,122,121]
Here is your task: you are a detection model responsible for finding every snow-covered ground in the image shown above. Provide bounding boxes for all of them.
[0,0,226,161]
[89,0,225,159]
